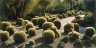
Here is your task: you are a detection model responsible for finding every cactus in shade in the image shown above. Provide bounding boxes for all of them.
[50,17,57,22]
[0,31,9,41]
[31,18,38,26]
[45,16,49,21]
[58,15,63,19]
[38,17,47,28]
[73,23,79,32]
[17,18,24,25]
[53,20,61,29]
[61,36,68,43]
[64,23,74,34]
[68,31,79,40]
[42,30,55,43]
[22,20,30,29]
[13,31,27,43]
[48,18,52,22]
[85,27,95,37]
[1,22,11,31]
[0,21,1,28]
[49,26,61,38]
[6,26,15,36]
[29,39,35,45]
[26,23,34,31]
[28,28,37,36]
[42,22,54,30]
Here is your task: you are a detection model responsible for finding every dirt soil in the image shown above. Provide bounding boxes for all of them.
[0,17,96,48]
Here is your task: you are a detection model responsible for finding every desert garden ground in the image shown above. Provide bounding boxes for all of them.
[0,16,96,48]
[0,0,96,48]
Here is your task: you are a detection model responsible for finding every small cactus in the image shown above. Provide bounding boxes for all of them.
[29,39,35,45]
[42,22,54,30]
[28,28,37,36]
[6,26,15,36]
[1,22,11,31]
[85,27,95,37]
[92,35,96,43]
[0,31,9,41]
[73,23,79,32]
[17,18,24,25]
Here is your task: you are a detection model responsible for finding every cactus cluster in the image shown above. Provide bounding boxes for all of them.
[68,31,80,40]
[38,17,47,28]
[64,23,74,34]
[26,23,34,31]
[49,26,61,38]
[42,22,54,30]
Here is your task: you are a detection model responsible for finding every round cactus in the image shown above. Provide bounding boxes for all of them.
[35,16,39,18]
[31,18,38,26]
[13,31,27,43]
[38,17,47,28]
[29,39,35,45]
[53,20,61,29]
[68,31,79,40]
[85,27,95,37]
[42,22,54,30]
[6,26,15,36]
[26,23,34,31]
[0,31,9,41]
[42,30,55,43]
[17,18,24,25]
[73,23,79,32]
[49,26,61,38]
[64,23,74,34]
[1,22,11,31]
[91,35,96,42]
[22,20,30,25]
[28,28,37,36]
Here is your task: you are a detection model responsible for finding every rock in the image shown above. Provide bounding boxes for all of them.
[57,42,65,48]
[73,41,83,48]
